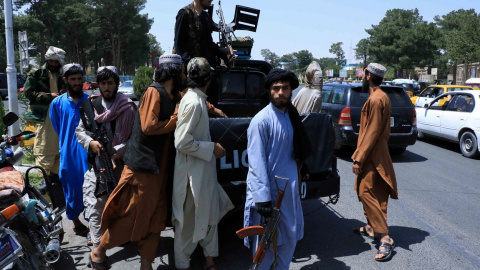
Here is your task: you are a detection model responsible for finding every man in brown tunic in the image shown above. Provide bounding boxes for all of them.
[351,63,398,261]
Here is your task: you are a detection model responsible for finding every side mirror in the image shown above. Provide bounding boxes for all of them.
[423,104,429,108]
[3,112,19,127]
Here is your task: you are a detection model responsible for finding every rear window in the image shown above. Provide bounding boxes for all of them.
[220,71,265,100]
[331,87,345,104]
[350,87,412,107]
[322,86,333,103]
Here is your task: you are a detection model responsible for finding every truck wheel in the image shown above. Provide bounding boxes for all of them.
[460,131,480,158]
[389,146,406,155]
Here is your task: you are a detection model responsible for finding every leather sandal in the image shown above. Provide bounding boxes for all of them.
[353,226,375,239]
[89,253,109,269]
[375,241,395,262]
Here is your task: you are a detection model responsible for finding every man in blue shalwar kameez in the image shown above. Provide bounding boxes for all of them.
[244,69,312,270]
[50,63,89,236]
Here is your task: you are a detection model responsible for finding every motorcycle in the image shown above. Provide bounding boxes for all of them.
[0,112,65,270]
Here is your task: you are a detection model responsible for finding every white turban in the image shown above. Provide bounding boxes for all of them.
[305,61,323,89]
[45,46,66,65]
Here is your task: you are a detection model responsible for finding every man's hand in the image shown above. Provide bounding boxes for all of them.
[51,93,59,98]
[89,141,103,157]
[213,143,226,158]
[256,201,273,218]
[352,161,363,175]
[215,108,228,118]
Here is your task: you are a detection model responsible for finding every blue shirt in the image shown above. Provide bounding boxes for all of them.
[244,103,304,247]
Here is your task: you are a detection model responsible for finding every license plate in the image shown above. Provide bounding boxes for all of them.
[390,117,394,127]
[0,231,22,266]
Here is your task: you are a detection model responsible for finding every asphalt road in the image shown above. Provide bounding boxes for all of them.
[51,136,480,270]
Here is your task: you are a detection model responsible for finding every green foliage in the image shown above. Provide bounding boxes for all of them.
[133,66,154,99]
[0,100,5,133]
[260,49,280,68]
[278,53,298,72]
[366,8,440,77]
[329,42,345,62]
[293,50,314,73]
[316,57,341,78]
[355,38,370,67]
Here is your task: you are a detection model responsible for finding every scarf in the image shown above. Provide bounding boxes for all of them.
[94,93,137,147]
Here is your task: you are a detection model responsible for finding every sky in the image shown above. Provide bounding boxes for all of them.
[143,0,478,65]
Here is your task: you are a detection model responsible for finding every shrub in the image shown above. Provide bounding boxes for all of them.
[133,66,154,100]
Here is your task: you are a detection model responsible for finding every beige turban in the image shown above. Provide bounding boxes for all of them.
[45,46,66,65]
[305,61,323,89]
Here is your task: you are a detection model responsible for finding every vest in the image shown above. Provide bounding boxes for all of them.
[174,3,214,62]
[124,83,179,174]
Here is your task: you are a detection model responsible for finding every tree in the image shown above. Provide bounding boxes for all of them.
[293,50,314,72]
[316,57,339,78]
[260,49,279,68]
[366,8,440,78]
[279,53,297,71]
[355,38,370,67]
[133,66,154,99]
[329,42,345,65]
[435,9,480,83]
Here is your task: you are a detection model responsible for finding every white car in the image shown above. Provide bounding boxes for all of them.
[118,80,136,100]
[416,90,480,158]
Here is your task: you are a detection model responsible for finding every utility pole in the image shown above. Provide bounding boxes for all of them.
[4,0,21,138]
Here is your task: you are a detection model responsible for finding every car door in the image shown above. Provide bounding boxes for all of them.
[417,96,444,136]
[440,94,474,141]
[416,87,443,108]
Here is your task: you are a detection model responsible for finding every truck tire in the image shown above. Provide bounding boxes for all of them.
[460,131,480,158]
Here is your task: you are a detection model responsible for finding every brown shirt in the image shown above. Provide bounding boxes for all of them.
[139,87,216,136]
[352,89,398,199]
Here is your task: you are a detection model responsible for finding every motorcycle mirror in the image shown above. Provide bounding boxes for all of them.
[3,112,19,127]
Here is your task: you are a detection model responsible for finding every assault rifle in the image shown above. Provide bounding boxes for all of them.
[216,0,234,66]
[236,176,289,270]
[80,98,117,197]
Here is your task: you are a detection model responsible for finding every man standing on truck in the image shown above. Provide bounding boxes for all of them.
[172,57,234,270]
[244,69,312,270]
[23,46,65,194]
[173,0,234,106]
[49,63,90,238]
[292,61,323,114]
[352,63,398,262]
[90,54,185,270]
[76,66,136,247]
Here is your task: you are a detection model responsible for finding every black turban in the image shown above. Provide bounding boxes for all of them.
[264,68,300,91]
[261,68,312,163]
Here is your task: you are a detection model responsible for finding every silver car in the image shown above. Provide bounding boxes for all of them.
[118,80,136,100]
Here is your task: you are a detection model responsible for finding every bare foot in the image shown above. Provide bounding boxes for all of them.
[140,258,153,270]
[205,256,217,270]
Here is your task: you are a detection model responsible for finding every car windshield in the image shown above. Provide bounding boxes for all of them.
[446,87,471,92]
[350,87,412,107]
[121,81,133,87]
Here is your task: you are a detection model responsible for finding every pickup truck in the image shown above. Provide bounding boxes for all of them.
[209,59,340,210]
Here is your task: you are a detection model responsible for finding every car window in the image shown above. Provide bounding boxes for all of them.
[247,72,266,99]
[322,86,333,103]
[428,96,445,110]
[420,87,437,97]
[448,94,475,112]
[122,81,133,87]
[221,72,246,99]
[331,87,345,104]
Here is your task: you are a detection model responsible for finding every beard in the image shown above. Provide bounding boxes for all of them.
[172,75,187,95]
[362,77,369,93]
[101,88,118,102]
[47,63,61,74]
[66,83,84,99]
[269,94,291,109]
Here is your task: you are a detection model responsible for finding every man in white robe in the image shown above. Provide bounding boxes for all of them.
[172,57,234,270]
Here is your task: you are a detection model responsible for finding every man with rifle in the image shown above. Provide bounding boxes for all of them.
[76,66,136,248]
[242,69,312,270]
[174,0,234,106]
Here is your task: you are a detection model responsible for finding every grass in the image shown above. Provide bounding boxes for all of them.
[22,171,44,188]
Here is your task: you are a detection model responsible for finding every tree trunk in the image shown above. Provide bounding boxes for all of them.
[453,61,457,85]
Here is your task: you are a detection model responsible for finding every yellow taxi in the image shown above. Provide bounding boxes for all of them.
[411,85,473,107]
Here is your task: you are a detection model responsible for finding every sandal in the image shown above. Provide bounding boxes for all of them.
[73,223,90,237]
[89,254,109,269]
[375,241,395,262]
[353,226,375,239]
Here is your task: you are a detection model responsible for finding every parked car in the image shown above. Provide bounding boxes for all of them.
[411,85,473,107]
[83,81,98,90]
[320,83,418,155]
[465,78,480,90]
[416,90,480,158]
[0,73,26,100]
[118,80,136,100]
[394,82,415,97]
[413,81,428,95]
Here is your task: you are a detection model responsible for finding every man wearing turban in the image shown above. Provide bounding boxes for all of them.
[292,61,324,114]
[23,46,66,198]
